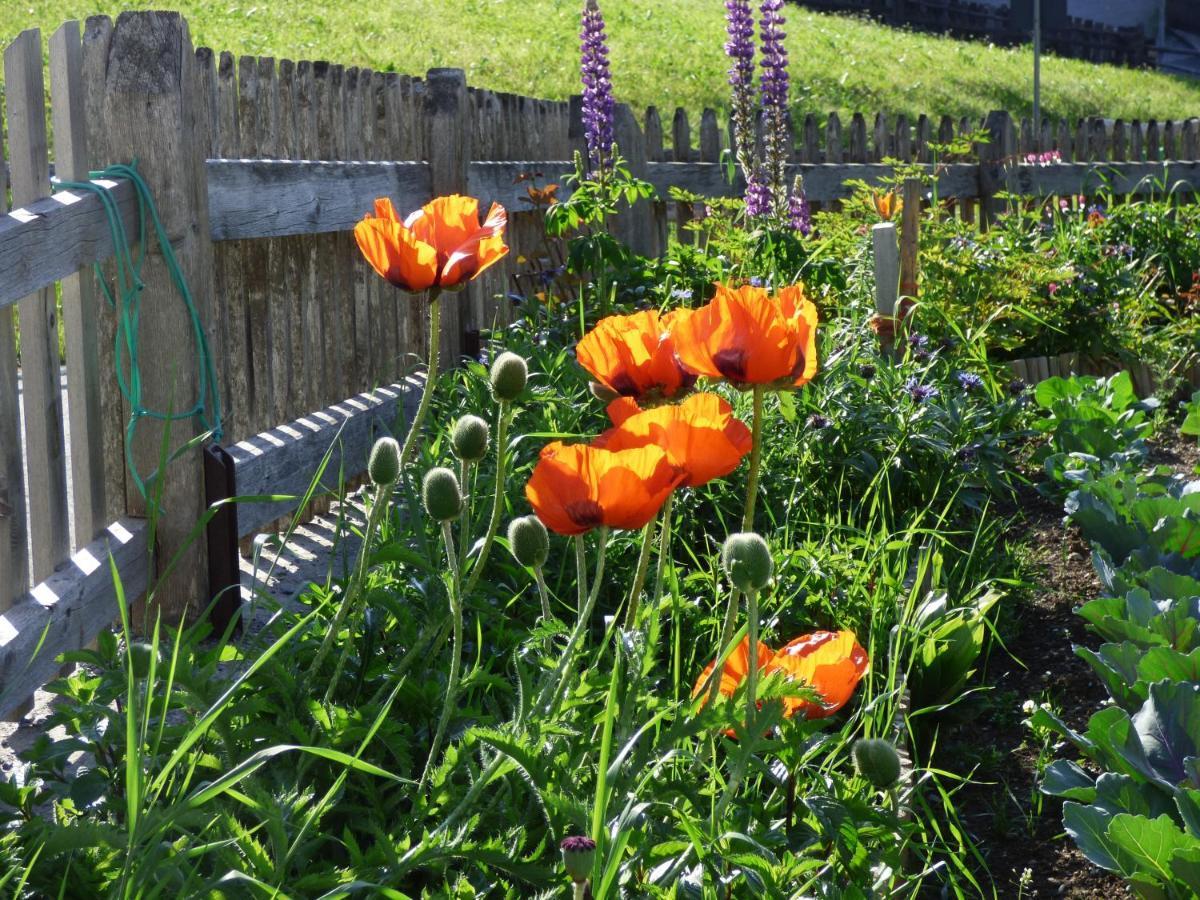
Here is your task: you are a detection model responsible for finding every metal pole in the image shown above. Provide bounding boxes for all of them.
[1033,0,1041,150]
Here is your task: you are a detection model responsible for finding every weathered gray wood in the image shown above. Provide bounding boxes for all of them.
[81,16,125,527]
[979,110,1010,227]
[1185,120,1200,161]
[826,112,843,164]
[644,106,668,255]
[0,178,138,310]
[1164,120,1179,161]
[699,109,720,164]
[99,11,213,623]
[295,60,325,413]
[1130,120,1143,162]
[915,115,931,163]
[262,57,294,427]
[0,43,27,630]
[50,20,106,551]
[895,115,911,162]
[0,518,150,720]
[803,114,820,164]
[424,68,470,364]
[900,178,921,297]
[206,159,432,239]
[1112,120,1126,162]
[229,378,420,536]
[1001,161,1200,197]
[239,55,272,435]
[849,113,867,163]
[873,112,889,161]
[1057,118,1073,162]
[213,50,249,443]
[872,222,899,318]
[672,107,694,244]
[345,67,370,394]
[6,28,71,587]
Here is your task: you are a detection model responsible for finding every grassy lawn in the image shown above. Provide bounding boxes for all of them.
[2,0,1199,129]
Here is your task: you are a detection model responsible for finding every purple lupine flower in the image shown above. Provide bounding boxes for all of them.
[1007,378,1029,396]
[725,0,758,186]
[806,413,832,429]
[956,371,984,392]
[788,188,811,235]
[745,168,772,218]
[758,0,790,214]
[904,377,938,403]
[580,0,615,175]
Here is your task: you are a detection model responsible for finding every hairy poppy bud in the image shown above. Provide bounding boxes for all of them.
[507,515,549,569]
[490,351,528,402]
[368,436,401,486]
[451,414,490,461]
[126,641,159,680]
[852,737,902,788]
[560,835,596,884]
[721,532,773,592]
[422,467,462,522]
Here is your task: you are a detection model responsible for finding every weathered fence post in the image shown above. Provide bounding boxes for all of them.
[978,110,1011,229]
[424,68,470,364]
[96,11,214,624]
[900,178,922,299]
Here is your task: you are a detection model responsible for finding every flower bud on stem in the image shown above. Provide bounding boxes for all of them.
[464,400,514,596]
[742,385,765,531]
[541,528,609,717]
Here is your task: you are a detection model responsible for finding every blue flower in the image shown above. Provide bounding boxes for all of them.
[956,371,984,392]
[903,377,938,403]
[670,286,694,302]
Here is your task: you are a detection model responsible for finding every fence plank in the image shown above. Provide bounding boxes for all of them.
[239,55,272,434]
[0,519,150,720]
[850,113,867,163]
[278,59,306,422]
[227,378,420,537]
[0,43,28,636]
[6,28,71,586]
[645,106,669,256]
[826,112,843,164]
[295,60,325,412]
[99,10,214,622]
[81,15,125,526]
[50,20,107,550]
[672,107,694,244]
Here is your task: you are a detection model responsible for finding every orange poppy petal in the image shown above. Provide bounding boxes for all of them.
[577,310,692,401]
[772,630,869,719]
[692,636,775,703]
[353,217,438,292]
[405,194,482,252]
[441,230,509,287]
[373,197,401,222]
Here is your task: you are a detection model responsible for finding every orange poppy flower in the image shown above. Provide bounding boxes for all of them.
[691,635,775,706]
[770,630,869,719]
[525,441,685,535]
[871,190,901,221]
[670,283,819,390]
[595,392,752,488]
[354,195,508,293]
[576,310,696,404]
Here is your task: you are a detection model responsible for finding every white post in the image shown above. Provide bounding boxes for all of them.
[872,222,900,320]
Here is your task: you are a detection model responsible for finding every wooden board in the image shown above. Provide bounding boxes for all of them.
[0,518,150,720]
[1004,161,1200,197]
[226,377,420,537]
[0,179,138,311]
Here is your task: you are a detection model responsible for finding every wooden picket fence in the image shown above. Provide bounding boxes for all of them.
[1,9,1198,719]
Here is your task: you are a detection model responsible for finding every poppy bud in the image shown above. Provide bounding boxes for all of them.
[721,532,773,592]
[852,737,902,788]
[451,414,490,461]
[126,641,159,680]
[422,467,462,522]
[368,436,401,486]
[559,835,596,884]
[490,351,528,402]
[508,515,549,569]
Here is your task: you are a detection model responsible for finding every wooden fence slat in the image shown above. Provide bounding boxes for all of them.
[1130,119,1143,162]
[672,107,694,245]
[0,519,150,720]
[803,113,820,164]
[330,64,355,402]
[261,56,293,428]
[1112,119,1126,162]
[826,112,843,164]
[895,114,910,162]
[50,20,107,550]
[0,35,29,633]
[81,15,125,525]
[5,28,71,587]
[915,114,931,163]
[295,60,325,411]
[239,55,273,434]
[278,59,306,422]
[873,112,889,161]
[1057,118,1073,162]
[1164,120,1178,161]
[346,67,371,394]
[850,113,867,163]
[99,10,214,622]
[645,106,669,256]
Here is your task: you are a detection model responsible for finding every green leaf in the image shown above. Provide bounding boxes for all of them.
[1107,813,1193,886]
[1063,801,1120,872]
[1180,391,1200,437]
[1042,760,1096,801]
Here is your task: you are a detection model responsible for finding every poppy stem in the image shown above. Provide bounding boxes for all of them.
[623,518,657,628]
[419,519,464,791]
[457,458,473,577]
[543,528,609,717]
[706,584,742,708]
[463,400,512,596]
[745,588,759,729]
[574,533,590,620]
[742,385,765,531]
[534,566,552,620]
[313,480,392,700]
[398,291,442,471]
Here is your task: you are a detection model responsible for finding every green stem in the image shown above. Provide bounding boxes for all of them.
[651,494,674,610]
[574,534,589,619]
[464,401,512,596]
[745,588,759,730]
[419,519,464,791]
[572,883,588,900]
[398,292,442,471]
[544,529,610,717]
[457,458,473,577]
[742,385,765,532]
[705,583,742,708]
[623,518,657,629]
[314,481,392,701]
[534,567,552,621]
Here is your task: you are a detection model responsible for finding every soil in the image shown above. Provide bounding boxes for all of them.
[939,431,1200,898]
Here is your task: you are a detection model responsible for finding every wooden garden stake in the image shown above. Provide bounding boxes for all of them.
[899,178,921,299]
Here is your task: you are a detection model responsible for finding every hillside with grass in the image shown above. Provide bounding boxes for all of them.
[3,0,1199,129]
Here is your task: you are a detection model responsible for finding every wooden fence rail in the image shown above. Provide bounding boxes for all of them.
[0,10,1198,719]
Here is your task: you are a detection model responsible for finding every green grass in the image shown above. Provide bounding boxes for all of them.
[3,0,1199,132]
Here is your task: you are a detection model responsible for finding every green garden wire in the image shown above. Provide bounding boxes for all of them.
[53,161,224,501]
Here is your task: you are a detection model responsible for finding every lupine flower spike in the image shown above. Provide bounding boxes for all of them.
[580,0,616,175]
